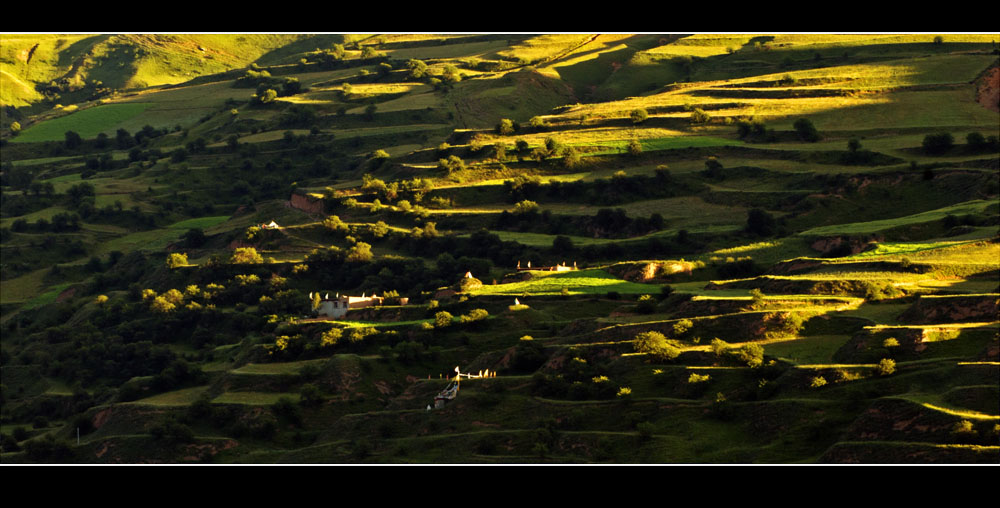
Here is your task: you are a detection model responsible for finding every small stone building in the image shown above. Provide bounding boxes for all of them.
[315,292,408,319]
[517,261,577,272]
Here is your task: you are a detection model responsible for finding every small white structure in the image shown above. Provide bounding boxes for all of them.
[261,220,279,230]
[517,261,576,272]
[314,292,408,319]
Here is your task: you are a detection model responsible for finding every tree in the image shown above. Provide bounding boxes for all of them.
[346,242,373,263]
[182,228,206,248]
[710,338,730,357]
[513,200,539,214]
[633,331,681,361]
[734,343,764,368]
[746,208,776,236]
[231,247,264,264]
[64,130,82,149]
[552,235,574,254]
[690,108,710,124]
[630,108,649,124]
[435,311,453,328]
[875,358,896,376]
[316,328,343,348]
[627,138,643,156]
[847,137,862,153]
[323,215,349,233]
[966,131,987,149]
[255,88,278,104]
[166,252,188,269]
[497,118,516,135]
[922,132,954,154]
[793,118,820,142]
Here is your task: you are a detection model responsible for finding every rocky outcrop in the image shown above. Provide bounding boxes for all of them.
[898,294,1000,324]
[809,235,882,256]
[605,261,695,282]
[289,192,325,215]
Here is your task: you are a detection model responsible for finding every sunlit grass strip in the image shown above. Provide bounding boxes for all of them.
[844,240,984,259]
[308,318,432,328]
[864,322,1000,330]
[468,268,656,296]
[794,363,874,369]
[916,402,1000,421]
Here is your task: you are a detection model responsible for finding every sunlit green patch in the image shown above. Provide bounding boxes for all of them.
[468,268,656,296]
[13,103,154,142]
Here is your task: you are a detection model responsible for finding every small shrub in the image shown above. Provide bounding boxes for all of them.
[809,376,827,388]
[634,331,680,361]
[630,108,648,124]
[710,338,730,357]
[688,373,711,384]
[434,311,453,328]
[875,358,896,376]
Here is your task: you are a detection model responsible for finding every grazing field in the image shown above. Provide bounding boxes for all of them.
[12,103,154,142]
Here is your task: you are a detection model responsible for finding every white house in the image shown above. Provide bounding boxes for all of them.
[313,292,408,319]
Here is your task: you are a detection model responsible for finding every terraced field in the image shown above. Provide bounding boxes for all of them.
[1,33,997,465]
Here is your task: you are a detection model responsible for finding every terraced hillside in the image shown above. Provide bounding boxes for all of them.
[1,34,997,464]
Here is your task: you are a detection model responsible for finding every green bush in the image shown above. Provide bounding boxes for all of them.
[634,331,681,361]
[922,132,954,154]
[435,311,454,328]
[875,358,896,376]
[630,108,649,124]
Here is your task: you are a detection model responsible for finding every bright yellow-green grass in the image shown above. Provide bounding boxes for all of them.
[552,53,998,129]
[844,239,992,260]
[887,394,1000,420]
[495,34,596,65]
[0,34,97,106]
[799,200,997,236]
[468,268,657,296]
[544,34,646,78]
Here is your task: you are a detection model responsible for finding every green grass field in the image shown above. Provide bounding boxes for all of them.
[800,200,998,236]
[469,268,658,296]
[13,103,154,142]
